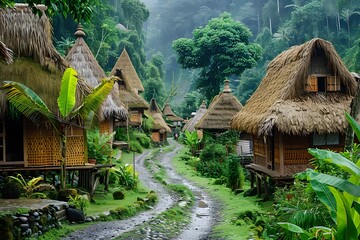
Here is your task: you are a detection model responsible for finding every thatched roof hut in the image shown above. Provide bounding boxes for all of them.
[196,80,242,131]
[0,41,13,64]
[113,69,149,110]
[231,38,357,136]
[147,98,171,133]
[162,103,183,122]
[182,101,207,132]
[65,26,127,121]
[110,48,145,93]
[0,4,92,114]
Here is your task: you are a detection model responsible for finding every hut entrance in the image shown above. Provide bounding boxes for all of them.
[3,117,24,164]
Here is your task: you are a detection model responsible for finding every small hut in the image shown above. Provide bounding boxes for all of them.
[65,25,128,135]
[146,99,171,143]
[162,103,183,131]
[195,80,243,133]
[182,101,207,133]
[230,38,357,195]
[0,4,90,167]
[110,49,148,126]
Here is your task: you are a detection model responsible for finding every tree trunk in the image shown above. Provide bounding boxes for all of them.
[59,128,68,190]
[345,82,360,151]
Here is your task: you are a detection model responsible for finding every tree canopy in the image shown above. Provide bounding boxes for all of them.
[172,12,261,100]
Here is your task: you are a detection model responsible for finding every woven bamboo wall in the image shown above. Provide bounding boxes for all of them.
[130,111,142,125]
[99,119,113,134]
[253,136,266,167]
[25,121,85,167]
[151,131,160,142]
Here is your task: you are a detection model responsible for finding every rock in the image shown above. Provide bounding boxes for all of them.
[66,208,85,223]
[20,224,29,231]
[19,217,28,223]
[85,217,92,222]
[234,189,244,195]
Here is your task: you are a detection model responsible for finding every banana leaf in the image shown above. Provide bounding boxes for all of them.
[58,67,78,118]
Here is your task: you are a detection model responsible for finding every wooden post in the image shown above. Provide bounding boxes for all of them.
[256,174,262,197]
[104,169,109,191]
[250,171,255,188]
[263,177,269,201]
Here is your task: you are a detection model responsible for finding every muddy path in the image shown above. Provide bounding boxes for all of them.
[62,139,221,240]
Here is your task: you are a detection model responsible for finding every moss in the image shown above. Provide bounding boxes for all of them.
[113,190,125,200]
[145,191,158,204]
[2,181,22,199]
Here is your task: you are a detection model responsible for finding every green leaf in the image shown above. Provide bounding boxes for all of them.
[278,222,305,233]
[308,148,360,177]
[346,112,360,142]
[310,178,337,222]
[353,201,360,216]
[76,78,114,118]
[0,81,57,128]
[58,67,78,118]
[309,171,360,197]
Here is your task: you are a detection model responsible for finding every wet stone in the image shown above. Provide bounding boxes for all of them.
[19,216,28,223]
[20,224,29,231]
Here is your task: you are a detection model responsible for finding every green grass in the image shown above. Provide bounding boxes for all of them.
[172,146,272,240]
[87,186,150,216]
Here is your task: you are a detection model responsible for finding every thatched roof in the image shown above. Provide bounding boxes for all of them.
[196,80,243,131]
[112,69,149,110]
[182,101,207,132]
[109,48,145,93]
[147,98,171,133]
[231,38,357,136]
[65,26,127,120]
[0,41,13,64]
[163,103,183,122]
[0,4,90,113]
[0,4,67,71]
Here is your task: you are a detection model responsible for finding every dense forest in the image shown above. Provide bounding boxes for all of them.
[50,0,360,118]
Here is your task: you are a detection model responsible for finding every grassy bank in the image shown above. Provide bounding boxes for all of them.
[172,146,272,240]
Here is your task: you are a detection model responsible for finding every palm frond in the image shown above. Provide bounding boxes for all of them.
[1,81,58,128]
[75,77,115,118]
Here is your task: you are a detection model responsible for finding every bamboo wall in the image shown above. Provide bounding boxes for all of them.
[130,111,142,125]
[99,119,113,134]
[24,121,85,167]
[151,131,160,142]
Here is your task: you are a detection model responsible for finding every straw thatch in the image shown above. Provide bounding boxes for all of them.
[112,69,149,110]
[162,103,183,122]
[231,38,357,136]
[0,4,91,113]
[147,98,171,132]
[65,26,127,121]
[196,80,243,131]
[0,41,13,64]
[182,101,207,132]
[109,48,145,93]
[0,4,67,71]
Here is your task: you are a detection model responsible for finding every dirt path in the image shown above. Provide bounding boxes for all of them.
[62,140,221,240]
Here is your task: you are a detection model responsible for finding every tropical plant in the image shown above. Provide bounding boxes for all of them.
[115,164,138,189]
[183,130,201,155]
[282,112,360,239]
[226,154,245,191]
[7,174,55,199]
[1,67,116,190]
[87,130,116,164]
[68,194,90,215]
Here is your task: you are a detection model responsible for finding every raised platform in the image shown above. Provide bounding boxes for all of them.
[0,198,68,212]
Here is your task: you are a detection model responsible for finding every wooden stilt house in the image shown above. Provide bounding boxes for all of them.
[109,48,148,126]
[147,98,171,143]
[230,38,357,193]
[195,80,243,134]
[65,26,128,135]
[162,103,183,132]
[0,4,91,168]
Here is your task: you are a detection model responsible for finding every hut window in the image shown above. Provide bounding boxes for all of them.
[312,133,339,146]
[305,75,341,92]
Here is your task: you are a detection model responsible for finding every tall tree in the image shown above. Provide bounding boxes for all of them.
[172,12,261,100]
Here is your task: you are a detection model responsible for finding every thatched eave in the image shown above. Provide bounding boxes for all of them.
[0,41,13,64]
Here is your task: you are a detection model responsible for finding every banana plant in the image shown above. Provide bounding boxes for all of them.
[292,112,360,239]
[183,130,201,155]
[1,67,116,190]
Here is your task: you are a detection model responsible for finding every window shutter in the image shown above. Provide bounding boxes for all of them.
[327,76,340,91]
[305,75,318,92]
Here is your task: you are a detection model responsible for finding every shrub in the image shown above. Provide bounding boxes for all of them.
[133,131,151,148]
[68,194,90,215]
[145,191,158,204]
[129,140,143,153]
[226,154,245,191]
[113,190,125,200]
[115,128,128,141]
[87,130,115,164]
[200,143,227,162]
[196,159,226,178]
[2,181,22,199]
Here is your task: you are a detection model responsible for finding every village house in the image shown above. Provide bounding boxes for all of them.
[109,48,149,127]
[147,98,171,143]
[65,25,128,136]
[231,38,357,197]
